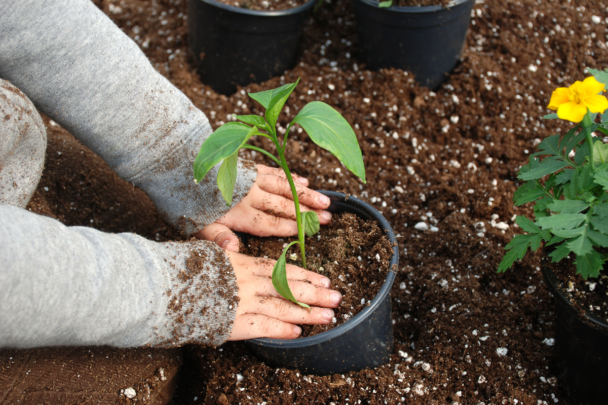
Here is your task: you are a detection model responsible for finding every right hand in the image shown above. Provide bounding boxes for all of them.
[225,251,342,340]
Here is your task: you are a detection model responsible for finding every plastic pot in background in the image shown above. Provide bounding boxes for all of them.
[351,0,474,90]
[187,0,314,96]
[541,264,608,405]
[245,191,399,375]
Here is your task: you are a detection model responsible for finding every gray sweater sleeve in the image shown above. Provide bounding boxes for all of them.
[0,204,238,348]
[0,0,257,235]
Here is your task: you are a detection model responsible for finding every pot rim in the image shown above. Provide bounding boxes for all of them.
[541,263,608,333]
[354,0,472,13]
[197,0,315,16]
[248,190,399,348]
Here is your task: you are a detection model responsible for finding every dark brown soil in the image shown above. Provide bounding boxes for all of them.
[240,212,393,337]
[0,347,182,404]
[547,254,608,324]
[381,0,453,7]
[214,0,309,11]
[8,0,608,403]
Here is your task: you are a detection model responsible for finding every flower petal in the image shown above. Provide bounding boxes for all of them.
[581,76,606,97]
[557,101,588,123]
[547,88,570,110]
[583,94,608,113]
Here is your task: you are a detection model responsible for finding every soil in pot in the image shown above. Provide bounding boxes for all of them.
[214,0,308,11]
[547,254,608,322]
[378,0,452,6]
[240,211,393,337]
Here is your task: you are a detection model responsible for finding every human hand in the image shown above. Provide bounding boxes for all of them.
[195,164,332,252]
[225,250,341,340]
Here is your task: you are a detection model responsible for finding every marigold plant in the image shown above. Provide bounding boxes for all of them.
[499,69,608,279]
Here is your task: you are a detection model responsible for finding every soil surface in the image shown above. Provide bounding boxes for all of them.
[240,212,393,337]
[12,0,608,403]
[214,0,309,11]
[547,253,608,324]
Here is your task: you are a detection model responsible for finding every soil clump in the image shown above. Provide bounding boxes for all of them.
[240,212,393,337]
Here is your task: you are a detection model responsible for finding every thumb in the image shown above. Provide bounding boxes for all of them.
[194,223,240,252]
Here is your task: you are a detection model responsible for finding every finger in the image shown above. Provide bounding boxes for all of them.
[258,174,330,210]
[193,223,240,252]
[247,297,334,325]
[227,314,302,340]
[250,259,331,288]
[251,190,332,225]
[257,164,308,185]
[253,279,342,308]
[242,206,299,237]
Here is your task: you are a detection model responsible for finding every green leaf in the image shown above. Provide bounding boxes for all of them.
[574,140,590,166]
[546,199,590,214]
[517,156,568,181]
[592,216,608,234]
[536,213,586,230]
[272,241,310,310]
[574,249,603,279]
[217,152,238,205]
[193,123,256,182]
[533,134,561,157]
[565,131,586,158]
[515,216,541,233]
[249,80,300,130]
[593,142,608,165]
[543,113,559,120]
[514,181,546,205]
[588,229,608,247]
[549,242,571,262]
[498,234,535,272]
[378,0,392,6]
[235,115,271,133]
[555,169,574,185]
[589,68,608,86]
[551,226,587,239]
[547,235,566,246]
[593,202,608,218]
[567,234,593,256]
[293,101,366,182]
[602,110,608,124]
[301,211,320,237]
[593,163,608,191]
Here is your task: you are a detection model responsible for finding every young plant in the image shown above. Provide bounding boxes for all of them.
[498,69,608,279]
[193,79,366,308]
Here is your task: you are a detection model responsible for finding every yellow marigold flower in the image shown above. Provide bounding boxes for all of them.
[547,76,608,123]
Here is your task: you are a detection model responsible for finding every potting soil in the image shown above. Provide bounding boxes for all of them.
[8,0,607,403]
[240,212,393,337]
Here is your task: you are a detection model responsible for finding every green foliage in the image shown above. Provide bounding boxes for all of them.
[272,241,310,310]
[589,68,608,86]
[293,101,366,183]
[378,0,393,7]
[301,211,320,237]
[193,80,365,308]
[499,97,608,279]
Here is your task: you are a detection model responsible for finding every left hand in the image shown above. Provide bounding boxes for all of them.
[194,164,332,252]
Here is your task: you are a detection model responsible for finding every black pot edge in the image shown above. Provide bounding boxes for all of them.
[248,190,399,348]
[541,263,608,335]
[199,0,315,16]
[355,0,472,13]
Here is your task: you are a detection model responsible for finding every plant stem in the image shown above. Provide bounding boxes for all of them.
[276,148,307,269]
[583,112,595,165]
[242,145,282,166]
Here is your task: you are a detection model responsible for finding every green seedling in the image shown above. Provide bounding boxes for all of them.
[193,79,366,308]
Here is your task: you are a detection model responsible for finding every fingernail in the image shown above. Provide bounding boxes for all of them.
[330,291,342,306]
[322,309,334,321]
[293,325,302,335]
[319,195,330,206]
[321,211,332,221]
[220,239,230,249]
[321,277,331,288]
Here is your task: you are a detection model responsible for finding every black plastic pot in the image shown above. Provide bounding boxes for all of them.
[542,264,608,405]
[187,0,314,95]
[351,0,474,90]
[245,191,399,375]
